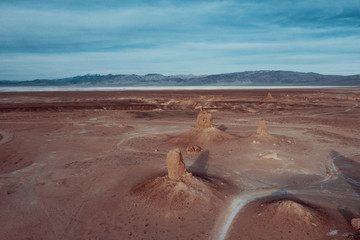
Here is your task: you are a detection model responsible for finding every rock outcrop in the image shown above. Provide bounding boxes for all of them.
[266,92,274,100]
[186,146,202,153]
[195,107,213,129]
[351,218,360,231]
[131,148,229,208]
[169,107,235,147]
[257,120,270,136]
[166,149,188,180]
[251,120,277,142]
[261,151,280,160]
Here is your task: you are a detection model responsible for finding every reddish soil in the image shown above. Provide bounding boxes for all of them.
[0,88,359,240]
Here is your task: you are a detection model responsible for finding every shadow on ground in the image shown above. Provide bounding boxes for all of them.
[217,125,228,131]
[331,150,360,224]
[188,150,209,175]
[331,150,360,196]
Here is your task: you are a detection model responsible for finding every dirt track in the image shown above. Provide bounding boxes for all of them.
[0,88,360,239]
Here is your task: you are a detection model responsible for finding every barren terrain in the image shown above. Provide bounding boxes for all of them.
[0,88,359,240]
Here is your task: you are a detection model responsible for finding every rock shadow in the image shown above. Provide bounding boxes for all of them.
[188,150,209,176]
[133,112,154,119]
[217,124,228,131]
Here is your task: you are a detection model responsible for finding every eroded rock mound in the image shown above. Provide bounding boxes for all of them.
[272,201,325,224]
[166,148,188,180]
[232,196,358,240]
[186,145,202,153]
[195,107,213,129]
[257,120,269,136]
[251,120,277,142]
[266,92,274,100]
[237,200,330,239]
[169,107,234,147]
[130,149,227,208]
[131,173,216,207]
[262,200,331,238]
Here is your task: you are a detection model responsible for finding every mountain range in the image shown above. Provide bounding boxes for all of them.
[1,71,360,87]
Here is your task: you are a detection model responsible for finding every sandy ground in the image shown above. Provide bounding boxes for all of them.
[0,88,359,240]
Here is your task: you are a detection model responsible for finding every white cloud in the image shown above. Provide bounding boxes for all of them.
[0,0,360,80]
[1,38,359,80]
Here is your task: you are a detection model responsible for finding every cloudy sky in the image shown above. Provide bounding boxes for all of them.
[1,0,359,80]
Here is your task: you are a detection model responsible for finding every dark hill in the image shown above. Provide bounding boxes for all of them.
[1,71,359,87]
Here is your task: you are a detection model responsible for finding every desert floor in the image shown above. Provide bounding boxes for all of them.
[0,88,359,240]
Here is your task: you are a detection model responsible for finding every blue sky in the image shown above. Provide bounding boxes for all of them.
[0,0,359,80]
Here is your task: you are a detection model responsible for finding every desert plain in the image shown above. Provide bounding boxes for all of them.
[0,88,360,240]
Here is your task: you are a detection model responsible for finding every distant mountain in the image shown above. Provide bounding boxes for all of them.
[1,71,360,87]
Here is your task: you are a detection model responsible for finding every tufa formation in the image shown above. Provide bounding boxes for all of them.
[166,148,189,180]
[195,107,213,129]
[251,119,277,142]
[169,107,235,146]
[266,92,274,100]
[131,148,226,208]
[257,120,270,136]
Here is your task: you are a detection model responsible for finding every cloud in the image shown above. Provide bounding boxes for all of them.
[0,2,229,53]
[2,35,359,80]
[0,0,359,80]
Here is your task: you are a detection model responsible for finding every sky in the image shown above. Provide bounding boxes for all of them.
[0,0,359,81]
